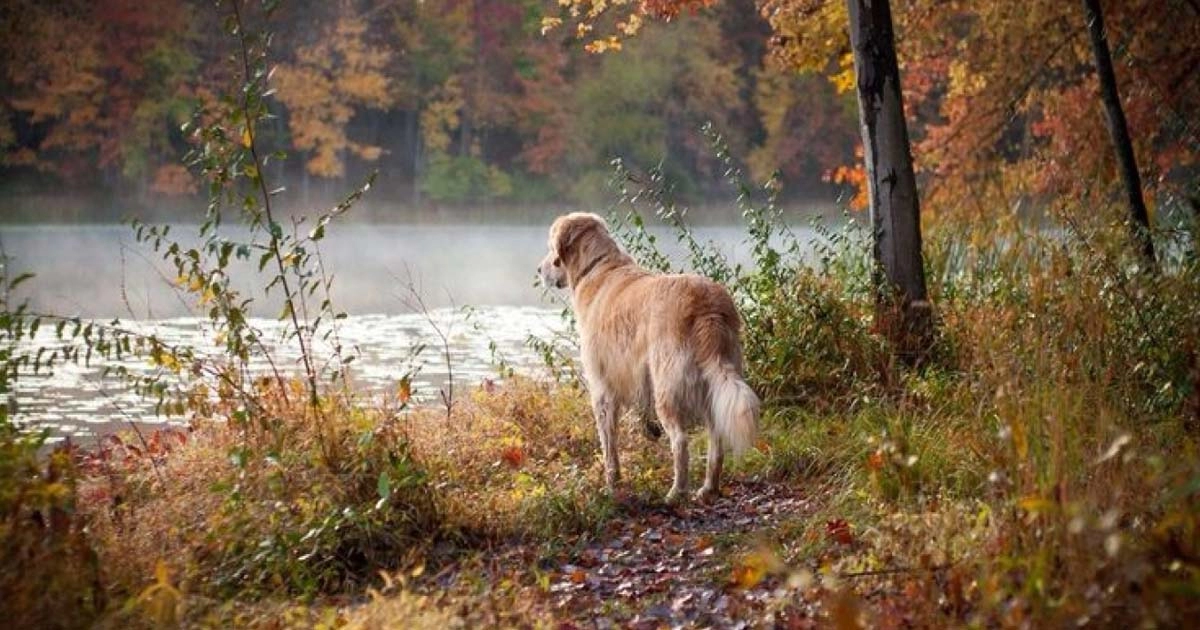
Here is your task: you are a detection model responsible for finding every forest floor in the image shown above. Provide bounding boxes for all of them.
[401,479,886,628]
[47,372,1198,629]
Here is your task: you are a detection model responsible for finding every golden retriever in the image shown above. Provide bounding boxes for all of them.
[538,212,759,502]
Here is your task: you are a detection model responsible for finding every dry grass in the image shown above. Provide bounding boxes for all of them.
[5,211,1200,627]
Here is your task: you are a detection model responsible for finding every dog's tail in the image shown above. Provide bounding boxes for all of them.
[707,362,760,456]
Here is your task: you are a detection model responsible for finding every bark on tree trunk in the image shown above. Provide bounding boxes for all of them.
[845,0,931,362]
[1082,0,1157,270]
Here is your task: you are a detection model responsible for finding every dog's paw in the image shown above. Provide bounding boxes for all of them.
[693,486,719,504]
[664,487,689,505]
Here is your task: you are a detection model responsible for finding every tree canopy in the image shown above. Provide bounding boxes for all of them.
[2,0,1197,216]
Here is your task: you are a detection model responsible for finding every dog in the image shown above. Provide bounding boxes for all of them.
[538,212,760,502]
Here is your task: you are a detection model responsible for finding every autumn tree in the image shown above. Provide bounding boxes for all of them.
[273,3,394,180]
[0,0,197,194]
[8,0,1193,221]
[548,0,933,356]
[838,0,930,356]
[570,17,747,199]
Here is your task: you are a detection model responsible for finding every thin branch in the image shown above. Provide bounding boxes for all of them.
[92,382,167,487]
[839,563,954,579]
[395,268,456,423]
[229,0,322,414]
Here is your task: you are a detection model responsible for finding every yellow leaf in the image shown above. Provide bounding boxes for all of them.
[155,560,170,585]
[1017,496,1055,514]
[241,127,252,148]
[832,53,856,94]
[398,377,412,404]
[731,548,780,588]
[540,16,562,35]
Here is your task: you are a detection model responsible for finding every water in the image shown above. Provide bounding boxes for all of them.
[10,309,565,444]
[0,220,819,443]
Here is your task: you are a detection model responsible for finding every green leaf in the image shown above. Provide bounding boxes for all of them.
[8,272,35,291]
[377,471,391,501]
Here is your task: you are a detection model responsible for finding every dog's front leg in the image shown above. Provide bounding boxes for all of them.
[591,392,621,491]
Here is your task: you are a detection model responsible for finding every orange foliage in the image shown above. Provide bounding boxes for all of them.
[1,0,191,183]
[561,0,1200,217]
[514,43,576,175]
[273,8,394,178]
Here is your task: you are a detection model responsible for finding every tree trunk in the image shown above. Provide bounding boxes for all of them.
[1082,0,1157,270]
[845,0,931,362]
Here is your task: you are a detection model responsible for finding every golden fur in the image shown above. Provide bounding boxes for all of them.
[538,213,760,502]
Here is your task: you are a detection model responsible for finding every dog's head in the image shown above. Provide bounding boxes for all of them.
[538,212,614,290]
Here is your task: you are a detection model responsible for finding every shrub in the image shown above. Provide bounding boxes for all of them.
[0,424,103,629]
[421,153,513,203]
[85,382,439,599]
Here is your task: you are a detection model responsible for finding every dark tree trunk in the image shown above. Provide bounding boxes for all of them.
[845,0,931,362]
[1083,0,1157,269]
[407,107,422,208]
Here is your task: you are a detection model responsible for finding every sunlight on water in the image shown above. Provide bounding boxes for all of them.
[14,307,567,444]
[2,219,822,442]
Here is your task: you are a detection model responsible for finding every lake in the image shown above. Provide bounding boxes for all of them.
[0,219,821,443]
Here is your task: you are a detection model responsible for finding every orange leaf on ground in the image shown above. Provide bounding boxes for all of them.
[500,445,525,468]
[826,519,854,546]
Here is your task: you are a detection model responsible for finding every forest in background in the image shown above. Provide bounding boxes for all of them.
[2,0,1197,222]
[1,0,851,218]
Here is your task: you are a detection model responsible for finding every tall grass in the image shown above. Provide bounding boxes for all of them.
[582,126,1200,624]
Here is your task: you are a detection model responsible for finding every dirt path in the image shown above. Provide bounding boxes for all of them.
[412,480,828,627]
[542,480,818,627]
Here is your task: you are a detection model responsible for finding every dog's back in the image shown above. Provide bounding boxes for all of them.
[577,270,759,454]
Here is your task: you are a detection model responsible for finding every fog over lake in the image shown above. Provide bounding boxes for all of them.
[2,220,821,317]
[1,216,823,443]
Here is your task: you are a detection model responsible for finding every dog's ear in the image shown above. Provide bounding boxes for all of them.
[555,215,600,262]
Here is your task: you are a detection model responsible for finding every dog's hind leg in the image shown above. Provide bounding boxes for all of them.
[591,391,621,491]
[696,428,723,502]
[657,401,689,503]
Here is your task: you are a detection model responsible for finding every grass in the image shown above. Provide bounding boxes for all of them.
[3,207,1200,627]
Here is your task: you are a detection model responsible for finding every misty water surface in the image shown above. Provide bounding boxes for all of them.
[0,218,821,442]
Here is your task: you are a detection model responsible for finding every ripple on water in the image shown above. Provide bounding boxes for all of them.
[13,306,568,444]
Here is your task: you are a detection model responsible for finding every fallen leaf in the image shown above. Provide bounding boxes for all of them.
[501,445,526,468]
[730,551,769,588]
[826,519,854,546]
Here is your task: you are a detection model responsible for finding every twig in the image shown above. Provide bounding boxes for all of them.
[839,563,954,579]
[93,382,167,487]
[395,268,456,422]
[313,239,354,393]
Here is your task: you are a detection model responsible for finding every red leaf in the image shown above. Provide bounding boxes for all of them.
[825,519,854,546]
[500,445,525,468]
